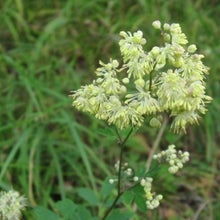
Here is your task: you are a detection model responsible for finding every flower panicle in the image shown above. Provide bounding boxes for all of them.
[71,20,212,133]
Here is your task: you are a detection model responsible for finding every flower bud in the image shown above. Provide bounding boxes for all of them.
[151,46,160,57]
[152,20,161,29]
[153,155,158,159]
[133,176,139,181]
[174,57,184,67]
[120,31,127,37]
[150,117,161,128]
[112,60,119,68]
[135,78,145,88]
[183,152,190,157]
[164,33,170,42]
[169,160,175,166]
[120,86,127,94]
[146,192,153,199]
[187,44,197,53]
[96,78,103,84]
[122,77,129,84]
[177,162,183,168]
[141,38,147,45]
[163,23,170,31]
[109,179,114,184]
[170,23,181,34]
[140,179,146,186]
[156,194,163,200]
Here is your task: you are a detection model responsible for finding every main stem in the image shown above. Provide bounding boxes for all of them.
[102,127,133,220]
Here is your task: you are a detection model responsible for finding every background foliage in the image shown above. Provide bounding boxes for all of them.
[0,0,219,219]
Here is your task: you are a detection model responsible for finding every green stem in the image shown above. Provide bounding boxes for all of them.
[149,71,153,92]
[149,62,157,92]
[102,127,133,220]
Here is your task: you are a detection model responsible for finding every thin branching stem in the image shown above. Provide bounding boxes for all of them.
[102,127,133,220]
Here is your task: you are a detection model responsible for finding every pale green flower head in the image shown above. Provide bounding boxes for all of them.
[0,190,27,220]
[71,20,212,133]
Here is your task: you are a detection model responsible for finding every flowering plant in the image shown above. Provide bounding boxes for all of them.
[70,20,212,219]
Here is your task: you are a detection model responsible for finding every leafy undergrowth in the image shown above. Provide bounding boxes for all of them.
[0,0,219,219]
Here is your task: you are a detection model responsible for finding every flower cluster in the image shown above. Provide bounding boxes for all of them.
[109,161,163,210]
[0,190,27,220]
[109,161,133,184]
[71,20,212,133]
[140,177,163,209]
[153,144,190,174]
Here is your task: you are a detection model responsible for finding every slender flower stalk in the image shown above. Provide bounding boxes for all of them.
[102,127,133,220]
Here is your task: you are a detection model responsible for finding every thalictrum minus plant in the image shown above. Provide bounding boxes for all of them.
[71,20,212,219]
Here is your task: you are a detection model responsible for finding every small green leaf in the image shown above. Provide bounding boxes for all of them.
[77,188,99,206]
[132,184,145,195]
[123,190,134,204]
[97,127,116,139]
[134,196,147,212]
[147,165,161,176]
[33,206,62,220]
[103,196,123,208]
[135,168,146,177]
[101,178,116,197]
[55,199,77,219]
[71,206,93,220]
[106,209,134,220]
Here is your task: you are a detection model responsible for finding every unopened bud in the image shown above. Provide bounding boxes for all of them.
[133,176,139,181]
[122,77,129,84]
[96,78,103,84]
[152,20,161,29]
[187,44,197,53]
[120,86,127,94]
[109,179,114,184]
[156,194,163,200]
[140,179,146,186]
[150,118,161,128]
[112,60,119,68]
[163,23,170,31]
[135,78,145,88]
[164,33,170,42]
[151,46,160,57]
[120,31,127,37]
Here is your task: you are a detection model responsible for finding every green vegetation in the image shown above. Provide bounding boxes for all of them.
[0,0,219,219]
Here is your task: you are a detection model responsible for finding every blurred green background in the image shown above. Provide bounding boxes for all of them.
[0,0,219,219]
